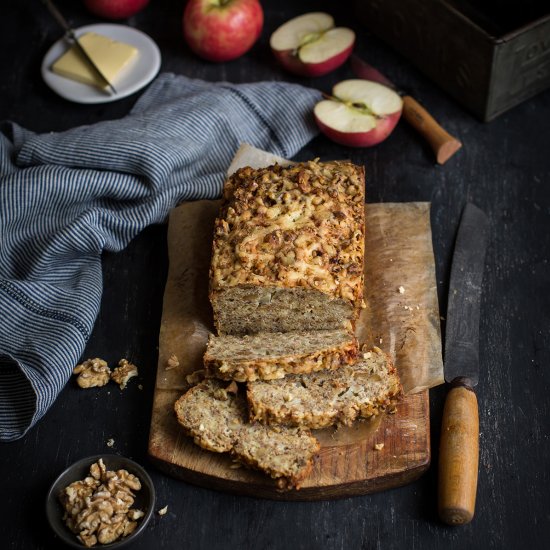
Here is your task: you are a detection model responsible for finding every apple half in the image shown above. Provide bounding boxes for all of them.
[314,79,404,147]
[270,12,355,77]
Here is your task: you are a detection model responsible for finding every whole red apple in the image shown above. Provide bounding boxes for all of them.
[84,0,150,20]
[183,0,264,62]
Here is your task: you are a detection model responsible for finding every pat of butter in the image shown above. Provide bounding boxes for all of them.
[51,32,138,89]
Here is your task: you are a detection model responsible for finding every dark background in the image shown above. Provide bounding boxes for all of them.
[1,0,549,549]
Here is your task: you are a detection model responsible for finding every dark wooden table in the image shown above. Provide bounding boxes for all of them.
[2,1,549,548]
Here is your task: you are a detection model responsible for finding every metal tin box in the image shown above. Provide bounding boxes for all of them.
[353,0,550,121]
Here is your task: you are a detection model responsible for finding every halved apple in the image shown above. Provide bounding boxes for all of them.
[314,79,403,147]
[270,12,355,77]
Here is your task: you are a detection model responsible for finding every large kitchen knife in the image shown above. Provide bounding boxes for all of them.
[350,54,462,165]
[438,203,490,525]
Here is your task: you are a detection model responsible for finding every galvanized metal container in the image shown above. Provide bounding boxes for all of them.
[353,0,550,121]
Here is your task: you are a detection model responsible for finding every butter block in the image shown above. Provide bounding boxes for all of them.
[51,32,138,89]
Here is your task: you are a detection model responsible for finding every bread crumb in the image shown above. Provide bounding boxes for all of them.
[106,438,115,447]
[379,337,383,344]
[157,505,168,516]
[225,381,238,394]
[186,370,205,385]
[166,354,179,370]
[362,352,372,359]
[138,384,143,390]
[398,286,405,294]
[374,443,384,451]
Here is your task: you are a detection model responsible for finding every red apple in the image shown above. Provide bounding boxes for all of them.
[183,0,264,63]
[270,12,355,77]
[83,0,149,19]
[314,80,403,147]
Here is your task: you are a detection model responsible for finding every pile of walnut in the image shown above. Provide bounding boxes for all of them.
[59,458,144,547]
[73,358,138,390]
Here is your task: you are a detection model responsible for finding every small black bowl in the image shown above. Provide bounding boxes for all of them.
[46,454,155,549]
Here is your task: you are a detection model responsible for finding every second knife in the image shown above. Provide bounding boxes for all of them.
[351,54,461,165]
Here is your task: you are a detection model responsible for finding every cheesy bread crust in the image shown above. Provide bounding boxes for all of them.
[210,160,365,335]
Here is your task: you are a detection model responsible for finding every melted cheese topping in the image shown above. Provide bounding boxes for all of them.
[210,160,365,304]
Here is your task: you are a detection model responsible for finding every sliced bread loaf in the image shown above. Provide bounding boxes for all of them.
[246,347,402,429]
[204,329,357,382]
[209,160,365,336]
[174,379,320,489]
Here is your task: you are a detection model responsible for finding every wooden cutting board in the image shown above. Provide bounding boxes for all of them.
[148,200,439,500]
[149,387,429,500]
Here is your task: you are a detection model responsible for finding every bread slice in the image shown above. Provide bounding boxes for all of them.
[209,160,365,336]
[174,379,245,453]
[233,423,320,491]
[204,329,357,382]
[174,379,320,489]
[247,347,402,429]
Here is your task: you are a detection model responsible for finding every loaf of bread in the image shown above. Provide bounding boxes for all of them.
[204,329,357,382]
[209,160,365,336]
[247,347,402,429]
[174,379,320,489]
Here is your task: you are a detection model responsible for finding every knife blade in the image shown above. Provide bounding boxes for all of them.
[438,203,490,525]
[350,54,462,165]
[41,0,117,95]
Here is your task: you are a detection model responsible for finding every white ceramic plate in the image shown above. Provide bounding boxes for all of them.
[41,24,161,104]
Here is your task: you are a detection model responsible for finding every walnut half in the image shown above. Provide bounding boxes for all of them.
[73,359,111,388]
[110,359,138,390]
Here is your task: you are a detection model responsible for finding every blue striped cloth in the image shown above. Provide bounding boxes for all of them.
[0,73,320,441]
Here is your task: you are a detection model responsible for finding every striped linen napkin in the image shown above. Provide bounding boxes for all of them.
[0,73,320,441]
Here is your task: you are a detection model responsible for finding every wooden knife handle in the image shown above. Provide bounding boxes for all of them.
[438,381,479,525]
[402,95,462,165]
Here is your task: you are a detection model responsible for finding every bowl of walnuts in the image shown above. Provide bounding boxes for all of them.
[46,454,155,548]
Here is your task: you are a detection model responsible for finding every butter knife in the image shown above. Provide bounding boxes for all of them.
[41,0,117,95]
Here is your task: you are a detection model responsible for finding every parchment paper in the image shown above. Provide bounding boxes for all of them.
[155,145,444,395]
[358,202,444,392]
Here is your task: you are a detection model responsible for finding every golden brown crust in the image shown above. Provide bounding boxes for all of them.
[203,330,358,382]
[209,160,365,332]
